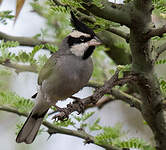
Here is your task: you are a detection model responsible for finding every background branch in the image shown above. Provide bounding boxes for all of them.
[106,27,130,41]
[97,31,131,65]
[0,31,54,48]
[82,0,132,27]
[0,106,122,150]
[0,60,38,73]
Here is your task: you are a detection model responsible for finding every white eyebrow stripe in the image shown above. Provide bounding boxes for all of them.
[69,30,90,38]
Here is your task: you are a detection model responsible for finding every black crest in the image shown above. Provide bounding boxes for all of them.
[70,11,95,37]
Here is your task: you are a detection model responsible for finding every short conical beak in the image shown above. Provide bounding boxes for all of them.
[88,36,102,46]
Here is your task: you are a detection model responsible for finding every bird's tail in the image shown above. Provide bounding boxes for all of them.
[16,108,48,144]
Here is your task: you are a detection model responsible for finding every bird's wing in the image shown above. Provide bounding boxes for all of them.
[38,54,58,85]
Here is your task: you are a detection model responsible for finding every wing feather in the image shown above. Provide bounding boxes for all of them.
[38,54,58,85]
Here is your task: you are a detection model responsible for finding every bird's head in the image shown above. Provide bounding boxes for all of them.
[65,11,101,59]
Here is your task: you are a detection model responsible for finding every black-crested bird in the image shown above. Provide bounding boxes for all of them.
[16,11,101,144]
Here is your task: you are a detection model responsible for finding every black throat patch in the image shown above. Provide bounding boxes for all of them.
[82,46,95,60]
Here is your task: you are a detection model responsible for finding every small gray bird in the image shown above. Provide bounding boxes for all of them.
[16,11,101,144]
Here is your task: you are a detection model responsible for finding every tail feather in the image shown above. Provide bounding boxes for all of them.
[16,109,48,144]
[25,117,43,144]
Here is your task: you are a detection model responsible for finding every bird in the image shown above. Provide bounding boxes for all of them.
[16,11,101,144]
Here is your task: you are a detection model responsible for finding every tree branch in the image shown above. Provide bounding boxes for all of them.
[82,0,132,27]
[87,81,142,110]
[106,27,130,42]
[146,25,166,39]
[0,106,122,150]
[0,31,54,48]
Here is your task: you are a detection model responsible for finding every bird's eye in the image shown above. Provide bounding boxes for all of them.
[80,36,85,42]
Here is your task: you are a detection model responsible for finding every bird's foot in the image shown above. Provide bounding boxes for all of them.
[70,96,85,113]
[72,99,85,114]
[51,98,85,121]
[52,105,69,121]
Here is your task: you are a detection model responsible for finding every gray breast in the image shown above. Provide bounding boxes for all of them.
[41,55,93,101]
